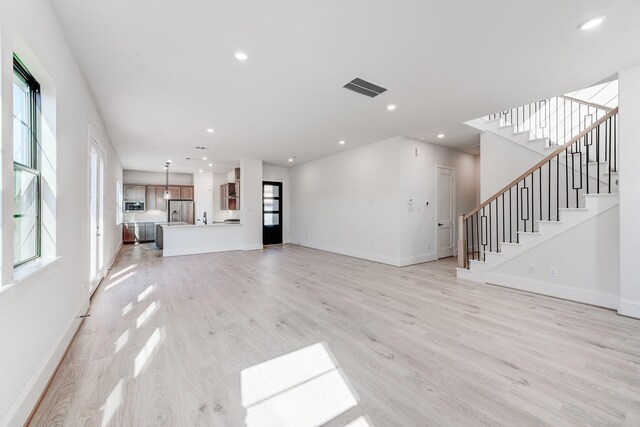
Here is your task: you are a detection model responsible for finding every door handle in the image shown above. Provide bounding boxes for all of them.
[438,223,443,226]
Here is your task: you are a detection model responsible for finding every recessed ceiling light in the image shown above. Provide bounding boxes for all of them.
[288,157,296,162]
[208,163,213,167]
[167,159,172,163]
[202,157,207,160]
[437,133,445,139]
[206,128,215,133]
[234,51,248,61]
[578,15,605,31]
[386,104,397,111]
[199,170,203,173]
[339,140,346,145]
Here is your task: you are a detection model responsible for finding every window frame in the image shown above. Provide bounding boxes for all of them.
[13,54,42,268]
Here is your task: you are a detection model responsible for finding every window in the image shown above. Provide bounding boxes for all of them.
[13,55,41,267]
[116,177,123,225]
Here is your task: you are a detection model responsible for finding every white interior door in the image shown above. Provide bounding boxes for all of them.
[436,166,455,259]
[89,137,106,295]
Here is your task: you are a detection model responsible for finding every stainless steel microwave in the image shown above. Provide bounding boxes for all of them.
[124,201,145,212]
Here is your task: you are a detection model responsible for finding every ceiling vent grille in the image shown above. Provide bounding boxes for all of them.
[343,77,387,98]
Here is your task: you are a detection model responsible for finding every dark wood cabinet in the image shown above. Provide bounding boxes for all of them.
[220,182,238,210]
[123,222,157,243]
[123,224,136,243]
[180,186,194,200]
[168,186,181,200]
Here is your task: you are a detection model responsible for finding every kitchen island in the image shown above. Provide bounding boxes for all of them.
[159,223,244,257]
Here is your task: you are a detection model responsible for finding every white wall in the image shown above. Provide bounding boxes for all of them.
[263,164,291,243]
[290,137,477,266]
[480,131,542,200]
[123,169,193,186]
[0,0,123,424]
[398,138,478,264]
[487,206,620,309]
[240,159,263,250]
[618,65,640,319]
[193,171,213,225]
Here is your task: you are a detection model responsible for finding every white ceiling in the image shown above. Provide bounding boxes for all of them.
[50,0,640,173]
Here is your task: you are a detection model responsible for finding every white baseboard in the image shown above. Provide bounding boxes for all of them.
[294,242,436,267]
[243,243,264,251]
[618,299,640,319]
[486,272,619,309]
[106,242,123,272]
[3,299,88,427]
[397,252,437,267]
[295,242,398,266]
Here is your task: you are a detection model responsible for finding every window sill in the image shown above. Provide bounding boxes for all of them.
[0,257,61,307]
[12,256,61,284]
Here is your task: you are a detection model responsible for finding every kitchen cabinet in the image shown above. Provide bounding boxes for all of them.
[145,223,156,241]
[124,184,145,201]
[123,224,136,243]
[146,186,157,210]
[123,222,158,243]
[134,223,146,242]
[168,186,181,200]
[180,186,194,200]
[156,188,167,211]
[220,183,238,210]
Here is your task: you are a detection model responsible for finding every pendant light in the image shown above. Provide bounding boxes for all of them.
[164,162,171,199]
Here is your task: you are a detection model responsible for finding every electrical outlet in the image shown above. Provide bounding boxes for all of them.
[550,268,557,278]
[528,265,534,274]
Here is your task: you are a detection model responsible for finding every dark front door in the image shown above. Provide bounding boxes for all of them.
[263,181,283,245]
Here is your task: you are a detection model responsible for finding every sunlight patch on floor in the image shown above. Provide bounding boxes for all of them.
[137,284,156,302]
[110,264,137,280]
[134,327,165,378]
[100,379,123,427]
[114,329,129,354]
[136,301,160,329]
[104,271,136,292]
[241,343,359,427]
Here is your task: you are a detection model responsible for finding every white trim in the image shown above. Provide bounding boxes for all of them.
[87,128,107,294]
[1,299,89,427]
[485,272,619,309]
[243,243,264,252]
[618,299,640,319]
[435,165,456,259]
[397,252,437,267]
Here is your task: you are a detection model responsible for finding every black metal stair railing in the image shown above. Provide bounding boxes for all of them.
[487,95,612,147]
[458,108,618,269]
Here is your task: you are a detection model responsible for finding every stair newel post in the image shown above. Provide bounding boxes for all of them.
[457,214,466,268]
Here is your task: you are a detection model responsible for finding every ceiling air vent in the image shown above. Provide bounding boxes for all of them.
[343,77,387,98]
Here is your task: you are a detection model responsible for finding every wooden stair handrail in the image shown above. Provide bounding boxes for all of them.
[559,95,613,112]
[463,107,618,220]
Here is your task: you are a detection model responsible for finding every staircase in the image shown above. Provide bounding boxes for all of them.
[456,93,619,307]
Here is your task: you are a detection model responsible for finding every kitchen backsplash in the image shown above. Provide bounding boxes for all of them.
[123,209,168,223]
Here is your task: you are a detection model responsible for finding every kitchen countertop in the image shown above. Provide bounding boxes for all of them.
[159,222,242,228]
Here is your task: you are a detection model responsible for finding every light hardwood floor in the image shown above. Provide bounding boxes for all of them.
[30,244,640,426]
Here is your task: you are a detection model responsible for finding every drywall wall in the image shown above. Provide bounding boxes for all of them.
[290,138,402,264]
[263,164,291,243]
[397,138,478,265]
[486,206,620,309]
[0,0,123,424]
[193,171,213,225]
[618,65,640,319]
[240,159,263,250]
[290,136,477,266]
[123,169,193,186]
[480,131,542,200]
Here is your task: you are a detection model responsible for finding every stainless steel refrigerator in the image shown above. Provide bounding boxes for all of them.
[168,200,195,224]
